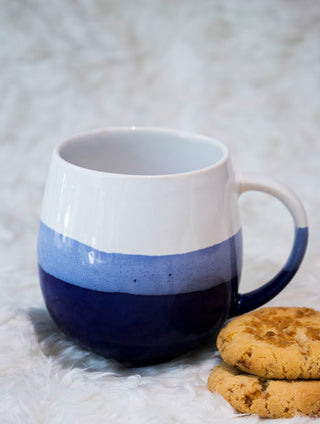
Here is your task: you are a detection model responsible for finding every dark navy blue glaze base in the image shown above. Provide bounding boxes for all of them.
[39,265,236,365]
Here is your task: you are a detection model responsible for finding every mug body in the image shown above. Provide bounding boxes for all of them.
[38,128,242,364]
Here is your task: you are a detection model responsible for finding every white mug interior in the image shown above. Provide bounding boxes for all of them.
[58,128,228,176]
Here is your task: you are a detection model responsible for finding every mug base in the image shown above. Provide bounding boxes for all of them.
[38,265,234,365]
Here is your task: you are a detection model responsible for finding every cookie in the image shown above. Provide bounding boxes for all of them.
[217,307,320,379]
[208,362,320,418]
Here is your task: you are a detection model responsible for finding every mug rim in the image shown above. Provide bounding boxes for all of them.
[54,126,230,179]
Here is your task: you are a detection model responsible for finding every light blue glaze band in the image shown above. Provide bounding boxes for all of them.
[38,221,242,295]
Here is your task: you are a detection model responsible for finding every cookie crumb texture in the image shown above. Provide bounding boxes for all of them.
[208,363,320,418]
[217,307,320,379]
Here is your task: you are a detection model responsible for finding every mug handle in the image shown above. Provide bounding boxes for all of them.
[231,172,308,317]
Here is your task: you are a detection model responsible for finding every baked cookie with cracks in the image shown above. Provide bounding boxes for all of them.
[208,362,320,418]
[217,307,320,380]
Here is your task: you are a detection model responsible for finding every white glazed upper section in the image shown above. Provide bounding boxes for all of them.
[40,128,241,255]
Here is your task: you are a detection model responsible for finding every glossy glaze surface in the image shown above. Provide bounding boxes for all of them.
[38,222,242,295]
[40,128,240,256]
[39,265,236,364]
[37,127,309,363]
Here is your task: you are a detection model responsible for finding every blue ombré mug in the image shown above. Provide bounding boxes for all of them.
[38,127,308,364]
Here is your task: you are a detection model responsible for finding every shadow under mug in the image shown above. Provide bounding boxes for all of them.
[38,127,308,365]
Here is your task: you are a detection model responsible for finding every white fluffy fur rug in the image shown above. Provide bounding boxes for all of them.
[1,1,319,423]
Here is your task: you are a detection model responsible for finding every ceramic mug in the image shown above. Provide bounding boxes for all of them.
[38,127,308,365]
